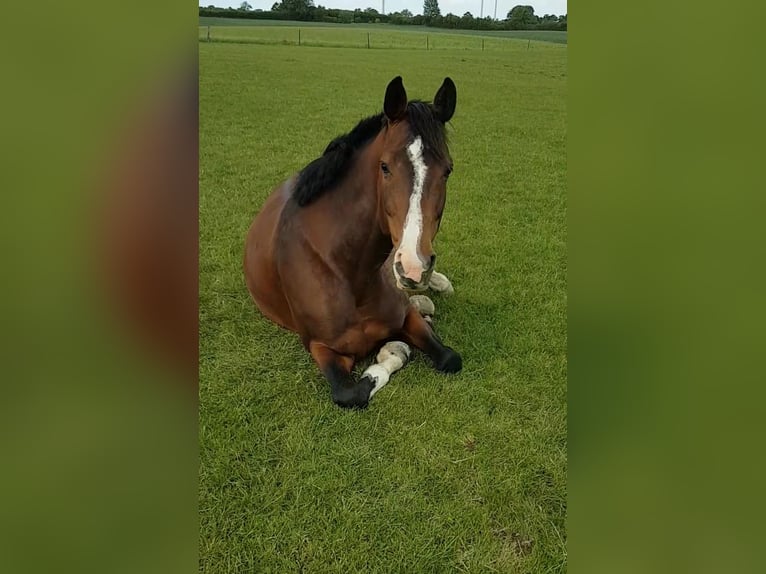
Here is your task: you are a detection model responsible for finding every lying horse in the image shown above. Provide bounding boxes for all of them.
[244,76,462,408]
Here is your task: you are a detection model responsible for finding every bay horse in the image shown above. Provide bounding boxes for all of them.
[244,76,462,409]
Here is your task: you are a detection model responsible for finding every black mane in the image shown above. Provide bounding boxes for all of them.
[292,101,449,207]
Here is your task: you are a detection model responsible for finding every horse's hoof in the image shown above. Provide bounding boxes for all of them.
[409,294,435,317]
[332,391,368,410]
[428,272,454,295]
[332,377,374,410]
[435,348,462,374]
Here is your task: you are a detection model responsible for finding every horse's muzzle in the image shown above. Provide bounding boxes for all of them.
[394,257,435,291]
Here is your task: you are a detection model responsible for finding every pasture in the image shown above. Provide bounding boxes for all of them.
[200,35,567,572]
[199,18,568,47]
[199,16,567,44]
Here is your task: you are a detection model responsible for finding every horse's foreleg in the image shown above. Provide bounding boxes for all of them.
[399,307,462,373]
[363,341,411,399]
[309,342,373,409]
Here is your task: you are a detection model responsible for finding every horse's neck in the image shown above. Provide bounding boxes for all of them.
[331,141,392,272]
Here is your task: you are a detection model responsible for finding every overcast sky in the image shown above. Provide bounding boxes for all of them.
[201,1,567,18]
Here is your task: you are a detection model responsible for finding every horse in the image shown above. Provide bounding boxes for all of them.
[244,76,462,409]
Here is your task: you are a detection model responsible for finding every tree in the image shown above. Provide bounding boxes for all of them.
[272,0,315,20]
[239,1,252,10]
[538,13,559,30]
[423,0,441,21]
[388,9,413,24]
[507,5,537,29]
[443,12,459,28]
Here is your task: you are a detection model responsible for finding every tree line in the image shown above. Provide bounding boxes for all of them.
[200,2,567,31]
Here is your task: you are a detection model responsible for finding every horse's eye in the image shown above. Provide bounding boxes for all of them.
[381,162,390,176]
[445,166,453,179]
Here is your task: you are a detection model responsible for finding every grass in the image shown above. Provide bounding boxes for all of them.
[200,40,567,573]
[199,17,568,45]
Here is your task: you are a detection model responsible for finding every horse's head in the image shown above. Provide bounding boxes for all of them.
[377,76,457,291]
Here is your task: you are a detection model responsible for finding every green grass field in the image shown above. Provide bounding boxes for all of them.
[200,38,567,572]
[199,17,567,46]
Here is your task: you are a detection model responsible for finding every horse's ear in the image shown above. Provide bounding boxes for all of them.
[384,76,408,122]
[433,77,457,123]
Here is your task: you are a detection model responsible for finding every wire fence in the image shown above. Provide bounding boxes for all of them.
[198,25,542,52]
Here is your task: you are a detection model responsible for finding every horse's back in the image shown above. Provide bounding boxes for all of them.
[244,178,296,331]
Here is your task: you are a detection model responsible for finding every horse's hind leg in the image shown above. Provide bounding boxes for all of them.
[362,341,411,399]
[399,306,462,374]
[309,342,374,409]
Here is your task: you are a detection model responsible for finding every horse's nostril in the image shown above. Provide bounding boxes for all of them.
[428,254,437,269]
[395,261,406,277]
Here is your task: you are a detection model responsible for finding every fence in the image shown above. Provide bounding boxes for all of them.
[198,25,540,52]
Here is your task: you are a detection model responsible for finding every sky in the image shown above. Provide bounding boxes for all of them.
[201,0,567,19]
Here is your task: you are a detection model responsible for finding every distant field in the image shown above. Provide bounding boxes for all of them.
[199,16,568,44]
[199,23,566,50]
[200,39,566,573]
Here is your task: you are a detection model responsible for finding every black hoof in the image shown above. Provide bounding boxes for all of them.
[332,377,374,410]
[435,348,462,373]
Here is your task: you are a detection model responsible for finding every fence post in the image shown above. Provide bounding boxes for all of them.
[367,32,370,49]
[482,38,484,51]
[207,26,210,42]
[298,28,301,46]
[527,39,530,50]
[426,35,429,50]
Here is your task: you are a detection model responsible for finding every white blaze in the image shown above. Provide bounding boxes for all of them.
[396,136,427,280]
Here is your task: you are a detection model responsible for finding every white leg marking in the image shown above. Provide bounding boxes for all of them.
[428,271,454,295]
[395,136,428,281]
[409,294,435,317]
[365,341,411,398]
